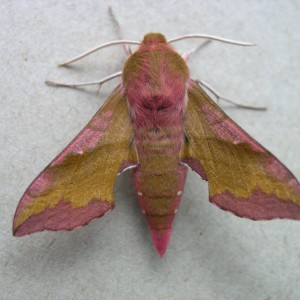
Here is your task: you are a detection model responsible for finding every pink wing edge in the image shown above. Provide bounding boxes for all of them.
[13,161,136,237]
[182,80,300,221]
[13,88,137,236]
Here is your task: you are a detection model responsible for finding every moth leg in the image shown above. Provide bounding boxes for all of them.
[181,40,211,61]
[196,80,267,110]
[108,6,132,56]
[45,71,122,90]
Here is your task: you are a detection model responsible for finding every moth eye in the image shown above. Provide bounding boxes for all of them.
[143,104,152,110]
[157,105,168,111]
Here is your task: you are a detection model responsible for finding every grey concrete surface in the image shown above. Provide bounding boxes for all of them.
[1,1,300,299]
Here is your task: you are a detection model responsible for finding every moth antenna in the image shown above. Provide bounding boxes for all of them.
[197,80,267,110]
[182,40,211,61]
[59,40,140,66]
[108,6,132,56]
[45,71,122,89]
[168,34,256,47]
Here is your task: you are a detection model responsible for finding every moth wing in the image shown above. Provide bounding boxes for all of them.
[14,86,138,236]
[182,80,300,220]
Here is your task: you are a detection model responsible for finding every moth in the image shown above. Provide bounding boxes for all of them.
[13,32,300,257]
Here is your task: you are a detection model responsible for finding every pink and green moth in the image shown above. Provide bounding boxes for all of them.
[13,32,300,257]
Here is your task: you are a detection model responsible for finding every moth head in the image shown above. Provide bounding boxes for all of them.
[142,33,167,44]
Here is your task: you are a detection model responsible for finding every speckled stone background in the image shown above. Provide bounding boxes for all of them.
[1,1,300,299]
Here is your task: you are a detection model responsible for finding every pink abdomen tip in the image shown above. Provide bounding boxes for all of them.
[151,228,172,258]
